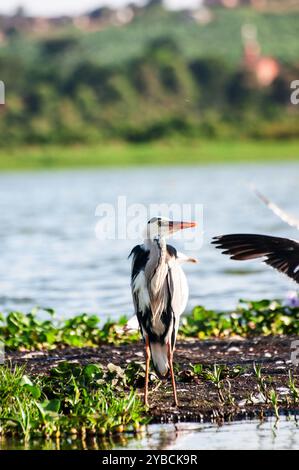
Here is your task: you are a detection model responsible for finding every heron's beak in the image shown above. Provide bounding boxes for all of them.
[171,221,197,232]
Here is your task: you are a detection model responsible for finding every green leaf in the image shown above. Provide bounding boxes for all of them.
[23,384,41,399]
[20,375,34,387]
[84,364,103,379]
[38,399,61,413]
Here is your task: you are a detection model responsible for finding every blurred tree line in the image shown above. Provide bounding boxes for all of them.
[0,36,298,146]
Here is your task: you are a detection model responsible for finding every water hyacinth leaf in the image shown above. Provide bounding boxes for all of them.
[20,375,34,387]
[83,364,103,379]
[45,399,61,413]
[63,334,85,347]
[1,298,299,351]
[23,383,41,399]
[44,331,57,344]
[38,399,61,414]
[20,375,41,398]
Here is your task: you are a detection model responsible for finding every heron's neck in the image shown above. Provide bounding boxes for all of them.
[144,236,166,251]
[145,237,168,281]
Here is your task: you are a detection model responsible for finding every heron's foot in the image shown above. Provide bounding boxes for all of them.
[172,400,179,408]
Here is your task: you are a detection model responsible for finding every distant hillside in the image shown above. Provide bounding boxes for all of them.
[0,6,298,147]
[205,0,299,11]
[1,8,299,66]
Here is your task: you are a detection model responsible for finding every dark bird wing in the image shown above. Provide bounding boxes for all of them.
[129,244,149,319]
[129,244,149,282]
[212,234,299,284]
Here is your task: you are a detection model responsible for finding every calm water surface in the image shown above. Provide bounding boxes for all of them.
[0,163,298,319]
[2,419,299,450]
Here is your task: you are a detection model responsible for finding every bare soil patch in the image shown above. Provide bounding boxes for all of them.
[6,335,299,422]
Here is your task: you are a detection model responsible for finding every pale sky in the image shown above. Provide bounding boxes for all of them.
[0,0,203,17]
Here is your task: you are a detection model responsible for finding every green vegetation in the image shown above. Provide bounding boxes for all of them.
[1,358,298,443]
[3,8,299,67]
[1,297,299,442]
[0,362,147,440]
[185,361,299,414]
[1,299,298,352]
[180,299,299,339]
[0,309,139,350]
[0,8,298,150]
[288,371,299,406]
[190,363,245,405]
[1,359,298,443]
[0,139,298,171]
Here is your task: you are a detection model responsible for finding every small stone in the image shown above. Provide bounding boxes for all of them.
[227,346,240,352]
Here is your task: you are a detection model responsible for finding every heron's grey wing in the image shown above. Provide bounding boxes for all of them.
[212,234,299,284]
[252,187,299,231]
[167,262,189,347]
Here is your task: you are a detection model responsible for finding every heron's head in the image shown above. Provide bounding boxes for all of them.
[145,216,197,240]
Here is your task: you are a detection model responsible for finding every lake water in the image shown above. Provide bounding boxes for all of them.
[116,418,299,451]
[0,163,298,320]
[1,418,298,450]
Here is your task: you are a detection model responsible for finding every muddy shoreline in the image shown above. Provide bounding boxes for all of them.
[6,335,299,422]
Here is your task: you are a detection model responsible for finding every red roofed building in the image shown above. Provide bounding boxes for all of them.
[242,23,280,86]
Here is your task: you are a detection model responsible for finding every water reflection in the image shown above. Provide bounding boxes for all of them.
[1,418,299,450]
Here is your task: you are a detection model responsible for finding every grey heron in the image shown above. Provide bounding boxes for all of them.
[129,216,197,407]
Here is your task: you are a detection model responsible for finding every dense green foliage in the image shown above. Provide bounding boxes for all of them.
[1,299,298,352]
[0,297,299,441]
[0,309,139,350]
[0,8,299,147]
[180,299,299,338]
[0,363,147,440]
[3,8,299,68]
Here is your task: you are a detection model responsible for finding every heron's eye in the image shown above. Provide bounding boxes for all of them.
[158,219,162,227]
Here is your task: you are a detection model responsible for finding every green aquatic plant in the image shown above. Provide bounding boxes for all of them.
[288,371,299,406]
[0,363,148,440]
[253,363,269,403]
[206,365,226,404]
[180,299,299,339]
[0,298,298,352]
[191,363,245,405]
[269,389,280,420]
[253,363,282,417]
[0,309,139,351]
[125,362,158,388]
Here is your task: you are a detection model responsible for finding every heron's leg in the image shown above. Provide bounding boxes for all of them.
[144,336,150,407]
[168,343,179,407]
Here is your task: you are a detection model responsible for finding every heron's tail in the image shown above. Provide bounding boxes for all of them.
[150,343,169,379]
